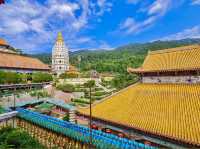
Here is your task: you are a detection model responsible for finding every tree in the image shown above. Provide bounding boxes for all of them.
[0,127,46,149]
[84,80,95,148]
[0,71,22,84]
[59,72,79,79]
[32,72,53,83]
[63,114,69,121]
[56,84,75,93]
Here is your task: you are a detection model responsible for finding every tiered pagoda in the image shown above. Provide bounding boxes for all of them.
[52,32,69,76]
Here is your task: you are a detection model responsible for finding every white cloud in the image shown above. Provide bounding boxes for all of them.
[76,37,92,44]
[160,26,200,40]
[118,0,171,35]
[0,0,112,53]
[191,0,200,5]
[127,0,141,4]
[91,0,113,16]
[148,0,171,15]
[120,18,139,34]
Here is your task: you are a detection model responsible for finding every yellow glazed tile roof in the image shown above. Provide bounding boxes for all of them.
[0,52,50,70]
[79,83,200,145]
[130,45,200,72]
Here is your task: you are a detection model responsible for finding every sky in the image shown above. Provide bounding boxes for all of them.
[0,0,200,53]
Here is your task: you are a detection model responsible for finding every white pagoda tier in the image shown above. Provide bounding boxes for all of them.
[52,32,69,76]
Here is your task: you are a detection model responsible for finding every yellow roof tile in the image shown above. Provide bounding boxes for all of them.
[79,83,200,145]
[130,45,200,72]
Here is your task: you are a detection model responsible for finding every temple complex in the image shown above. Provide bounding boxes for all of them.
[52,32,70,76]
[78,45,200,148]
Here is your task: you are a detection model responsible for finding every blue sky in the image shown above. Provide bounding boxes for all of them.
[0,0,200,53]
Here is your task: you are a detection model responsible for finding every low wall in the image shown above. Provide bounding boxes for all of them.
[142,76,200,83]
[59,78,101,85]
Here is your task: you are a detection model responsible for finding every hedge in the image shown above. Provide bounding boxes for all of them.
[56,84,75,93]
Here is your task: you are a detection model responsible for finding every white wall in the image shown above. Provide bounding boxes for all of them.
[142,76,200,83]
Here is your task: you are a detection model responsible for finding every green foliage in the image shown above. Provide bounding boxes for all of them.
[92,91,106,96]
[0,106,5,114]
[32,39,200,73]
[29,90,50,98]
[31,39,200,89]
[0,127,46,149]
[72,98,90,104]
[32,72,53,83]
[0,71,22,84]
[111,73,139,89]
[59,72,78,79]
[63,114,69,121]
[56,84,75,93]
[31,53,52,64]
[84,80,95,88]
[0,71,52,84]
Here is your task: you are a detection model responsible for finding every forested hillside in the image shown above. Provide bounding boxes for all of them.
[32,38,200,73]
[31,38,200,89]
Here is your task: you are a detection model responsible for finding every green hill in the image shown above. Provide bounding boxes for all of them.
[32,38,200,73]
[31,38,200,89]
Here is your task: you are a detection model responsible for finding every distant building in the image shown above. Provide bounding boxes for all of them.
[52,32,69,76]
[0,38,50,73]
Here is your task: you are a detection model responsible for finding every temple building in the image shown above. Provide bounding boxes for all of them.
[52,32,70,76]
[78,45,200,148]
[0,38,50,73]
[0,38,17,54]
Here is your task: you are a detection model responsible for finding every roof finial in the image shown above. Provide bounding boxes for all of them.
[57,32,63,42]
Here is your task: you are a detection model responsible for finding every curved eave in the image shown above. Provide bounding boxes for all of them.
[78,112,200,148]
[0,66,50,71]
[127,67,145,74]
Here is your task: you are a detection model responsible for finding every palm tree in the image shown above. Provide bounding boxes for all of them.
[84,80,95,148]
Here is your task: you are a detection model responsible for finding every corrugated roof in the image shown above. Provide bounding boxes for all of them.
[79,83,200,146]
[0,52,50,70]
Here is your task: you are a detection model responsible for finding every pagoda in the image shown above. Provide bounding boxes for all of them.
[52,32,69,76]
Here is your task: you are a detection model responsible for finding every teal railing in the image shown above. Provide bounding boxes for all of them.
[17,108,156,149]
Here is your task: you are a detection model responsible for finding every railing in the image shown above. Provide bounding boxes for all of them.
[0,111,17,121]
[17,108,156,149]
[0,82,51,90]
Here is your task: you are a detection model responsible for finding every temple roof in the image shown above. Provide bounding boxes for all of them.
[0,38,8,46]
[78,83,200,146]
[129,45,200,73]
[0,52,50,70]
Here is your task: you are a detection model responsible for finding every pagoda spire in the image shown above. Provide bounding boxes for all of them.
[56,32,64,42]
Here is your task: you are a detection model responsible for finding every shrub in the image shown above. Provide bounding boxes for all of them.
[0,71,22,84]
[0,127,46,149]
[59,72,79,79]
[63,114,69,121]
[32,72,53,83]
[72,98,90,104]
[29,90,50,98]
[92,91,106,96]
[56,84,75,93]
